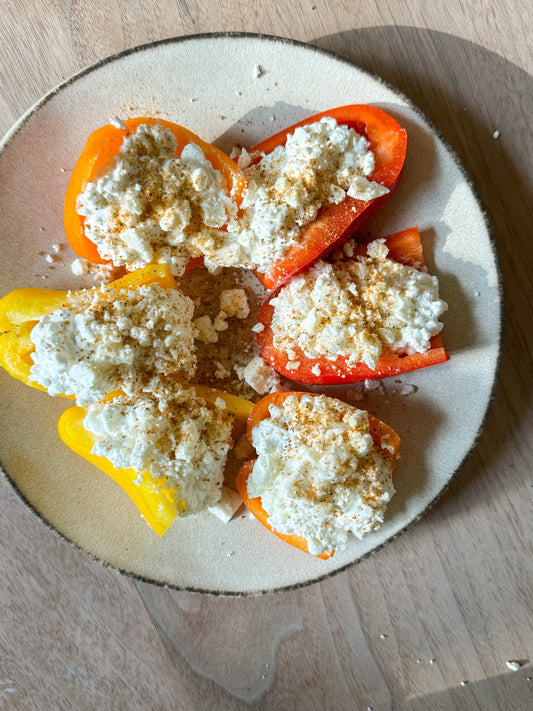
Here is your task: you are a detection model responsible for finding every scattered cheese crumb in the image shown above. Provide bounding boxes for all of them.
[285,360,301,371]
[213,311,229,332]
[71,258,89,276]
[252,323,265,333]
[492,130,500,139]
[109,116,126,130]
[193,315,218,343]
[214,361,230,379]
[220,288,250,319]
[380,434,396,453]
[209,486,243,523]
[237,356,281,394]
[342,241,355,258]
[366,238,388,260]
[230,145,242,160]
[311,364,322,377]
[505,660,524,671]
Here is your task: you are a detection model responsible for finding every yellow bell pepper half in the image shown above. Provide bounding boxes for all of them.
[58,386,254,536]
[0,264,178,395]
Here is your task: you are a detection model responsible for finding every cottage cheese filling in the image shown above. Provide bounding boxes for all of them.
[269,240,447,370]
[77,123,236,276]
[195,117,389,273]
[248,394,396,554]
[30,283,196,405]
[84,387,235,515]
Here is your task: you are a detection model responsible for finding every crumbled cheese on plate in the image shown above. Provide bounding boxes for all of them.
[236,356,281,395]
[208,485,243,523]
[219,288,250,319]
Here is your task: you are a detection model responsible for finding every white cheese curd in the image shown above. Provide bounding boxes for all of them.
[208,485,243,523]
[70,257,89,276]
[84,387,235,515]
[269,241,448,370]
[219,288,250,319]
[192,314,219,343]
[248,394,396,555]
[30,283,196,406]
[77,123,236,276]
[236,356,281,395]
[195,117,389,273]
[213,312,229,332]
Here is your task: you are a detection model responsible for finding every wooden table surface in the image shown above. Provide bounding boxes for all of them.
[1,2,532,709]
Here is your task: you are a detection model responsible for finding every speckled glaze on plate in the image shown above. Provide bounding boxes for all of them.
[0,33,501,595]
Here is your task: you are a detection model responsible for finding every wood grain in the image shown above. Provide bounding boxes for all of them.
[1,1,532,709]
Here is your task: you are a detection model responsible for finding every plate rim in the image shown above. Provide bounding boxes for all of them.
[0,31,504,596]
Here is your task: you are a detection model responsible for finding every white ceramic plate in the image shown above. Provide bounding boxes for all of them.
[0,34,501,595]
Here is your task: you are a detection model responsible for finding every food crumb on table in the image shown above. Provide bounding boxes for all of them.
[505,660,524,671]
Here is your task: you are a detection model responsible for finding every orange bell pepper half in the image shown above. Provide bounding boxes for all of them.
[236,391,401,558]
[255,227,450,385]
[247,105,407,290]
[58,386,253,536]
[64,117,247,264]
[0,264,179,394]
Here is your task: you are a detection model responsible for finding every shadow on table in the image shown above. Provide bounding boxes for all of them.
[312,25,533,508]
[401,667,533,711]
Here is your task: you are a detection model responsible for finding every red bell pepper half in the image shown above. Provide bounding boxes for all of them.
[255,227,450,385]
[247,105,407,290]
